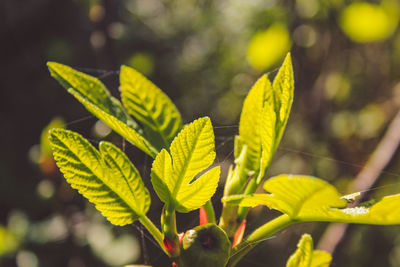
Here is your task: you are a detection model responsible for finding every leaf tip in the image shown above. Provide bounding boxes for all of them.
[98,141,109,151]
[46,61,56,68]
[46,61,64,73]
[284,52,292,62]
[48,127,64,138]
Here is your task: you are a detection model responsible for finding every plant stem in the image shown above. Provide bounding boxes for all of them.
[227,215,293,267]
[220,146,249,237]
[237,179,258,220]
[139,215,167,254]
[203,200,216,224]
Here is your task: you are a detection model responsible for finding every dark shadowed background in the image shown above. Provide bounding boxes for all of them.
[2,0,400,266]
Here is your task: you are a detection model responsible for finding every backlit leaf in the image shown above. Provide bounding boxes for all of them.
[69,89,158,157]
[151,117,220,212]
[286,234,313,267]
[47,62,159,157]
[272,53,294,146]
[311,251,332,267]
[223,174,400,225]
[257,104,277,184]
[237,53,293,182]
[120,65,182,150]
[49,128,150,225]
[286,234,331,267]
[238,75,272,174]
[47,62,138,130]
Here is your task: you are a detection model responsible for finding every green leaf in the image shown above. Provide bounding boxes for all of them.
[224,175,346,218]
[286,234,332,267]
[223,174,400,225]
[311,251,332,267]
[257,104,277,184]
[49,128,150,226]
[99,141,151,218]
[309,194,400,224]
[272,53,294,144]
[120,65,182,150]
[69,89,158,157]
[286,234,313,267]
[151,117,220,212]
[47,62,159,157]
[236,53,293,181]
[237,75,272,174]
[47,62,137,129]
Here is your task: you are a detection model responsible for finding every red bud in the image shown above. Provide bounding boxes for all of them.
[199,207,209,225]
[232,219,246,248]
[178,232,185,245]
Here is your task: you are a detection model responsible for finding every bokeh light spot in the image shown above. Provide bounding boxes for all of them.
[340,2,399,43]
[247,23,291,70]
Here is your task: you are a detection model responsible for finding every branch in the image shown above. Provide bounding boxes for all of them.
[317,110,400,253]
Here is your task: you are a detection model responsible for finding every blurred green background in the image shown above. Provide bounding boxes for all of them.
[3,0,400,266]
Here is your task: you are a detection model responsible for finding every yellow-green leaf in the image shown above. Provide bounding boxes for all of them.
[272,53,294,145]
[302,194,400,225]
[311,251,332,267]
[237,75,273,174]
[120,65,182,150]
[286,234,313,267]
[47,62,137,130]
[237,53,293,182]
[223,175,346,218]
[151,117,220,212]
[286,234,332,267]
[49,128,150,225]
[47,62,160,157]
[99,142,151,218]
[69,89,158,157]
[257,104,277,184]
[261,175,346,218]
[223,175,400,225]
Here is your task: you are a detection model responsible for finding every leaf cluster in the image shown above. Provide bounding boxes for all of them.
[47,54,400,267]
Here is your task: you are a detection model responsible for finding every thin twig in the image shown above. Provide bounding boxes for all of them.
[317,110,400,254]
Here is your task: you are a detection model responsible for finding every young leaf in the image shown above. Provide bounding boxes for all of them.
[286,234,331,267]
[272,53,294,145]
[311,251,333,267]
[286,234,313,267]
[256,104,277,184]
[47,62,159,157]
[120,66,182,150]
[49,128,150,226]
[237,75,273,174]
[151,117,220,212]
[223,174,400,225]
[236,53,293,181]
